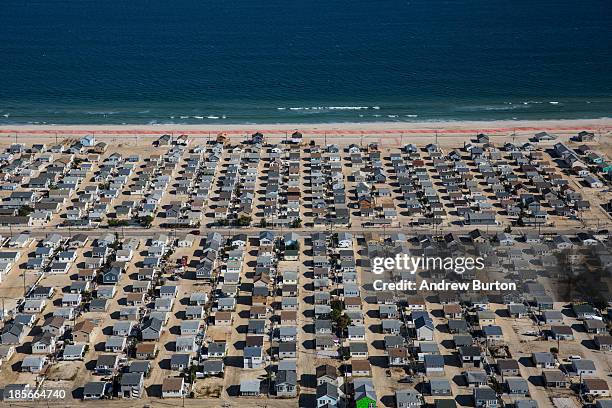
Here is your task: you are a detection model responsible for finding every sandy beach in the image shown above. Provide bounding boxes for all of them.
[0,118,610,147]
[0,118,610,134]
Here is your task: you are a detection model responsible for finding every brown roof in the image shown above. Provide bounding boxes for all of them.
[250,305,266,315]
[162,377,184,392]
[215,312,232,321]
[376,292,394,302]
[444,304,462,314]
[407,295,426,305]
[551,325,573,335]
[253,273,270,285]
[43,316,65,329]
[316,364,338,378]
[595,335,612,345]
[127,293,145,301]
[78,269,96,277]
[389,347,408,358]
[281,311,297,321]
[351,359,372,372]
[583,378,609,391]
[73,320,95,333]
[359,200,373,209]
[543,370,565,382]
[136,343,157,353]
[344,297,362,306]
[246,335,264,347]
[497,359,519,370]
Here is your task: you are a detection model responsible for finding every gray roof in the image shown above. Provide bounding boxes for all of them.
[277,369,297,386]
[573,359,596,371]
[430,378,451,391]
[543,310,563,319]
[448,319,468,332]
[142,317,163,333]
[354,379,377,403]
[382,319,402,329]
[175,336,195,346]
[420,341,440,354]
[515,401,538,408]
[90,298,108,309]
[533,352,555,364]
[113,321,133,331]
[120,372,143,386]
[128,361,150,374]
[240,379,260,393]
[105,336,126,348]
[96,354,118,367]
[181,320,201,330]
[459,346,481,357]
[424,354,445,368]
[201,359,224,373]
[279,342,296,352]
[190,292,208,302]
[483,325,503,336]
[244,345,262,358]
[396,389,422,404]
[466,370,487,383]
[384,335,404,348]
[282,297,298,306]
[350,342,368,353]
[248,319,266,330]
[207,341,226,354]
[278,360,297,371]
[474,386,497,401]
[63,344,85,357]
[508,303,527,313]
[316,382,338,399]
[83,381,108,396]
[506,377,529,391]
[159,285,177,295]
[453,334,473,347]
[279,326,297,336]
[21,355,45,368]
[170,353,191,366]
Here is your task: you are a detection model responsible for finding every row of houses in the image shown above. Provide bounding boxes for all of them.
[263,144,301,227]
[310,144,350,226]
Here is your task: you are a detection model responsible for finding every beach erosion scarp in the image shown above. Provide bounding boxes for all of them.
[0,118,610,139]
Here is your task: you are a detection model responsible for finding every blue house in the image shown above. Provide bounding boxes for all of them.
[103,267,122,284]
[80,135,96,147]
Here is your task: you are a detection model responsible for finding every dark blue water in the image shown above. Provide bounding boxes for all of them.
[1,0,611,124]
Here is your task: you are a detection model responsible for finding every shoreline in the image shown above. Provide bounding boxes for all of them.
[0,118,610,136]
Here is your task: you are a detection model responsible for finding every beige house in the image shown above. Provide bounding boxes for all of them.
[72,320,96,343]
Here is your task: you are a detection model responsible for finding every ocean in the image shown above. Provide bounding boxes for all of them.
[1,0,611,124]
